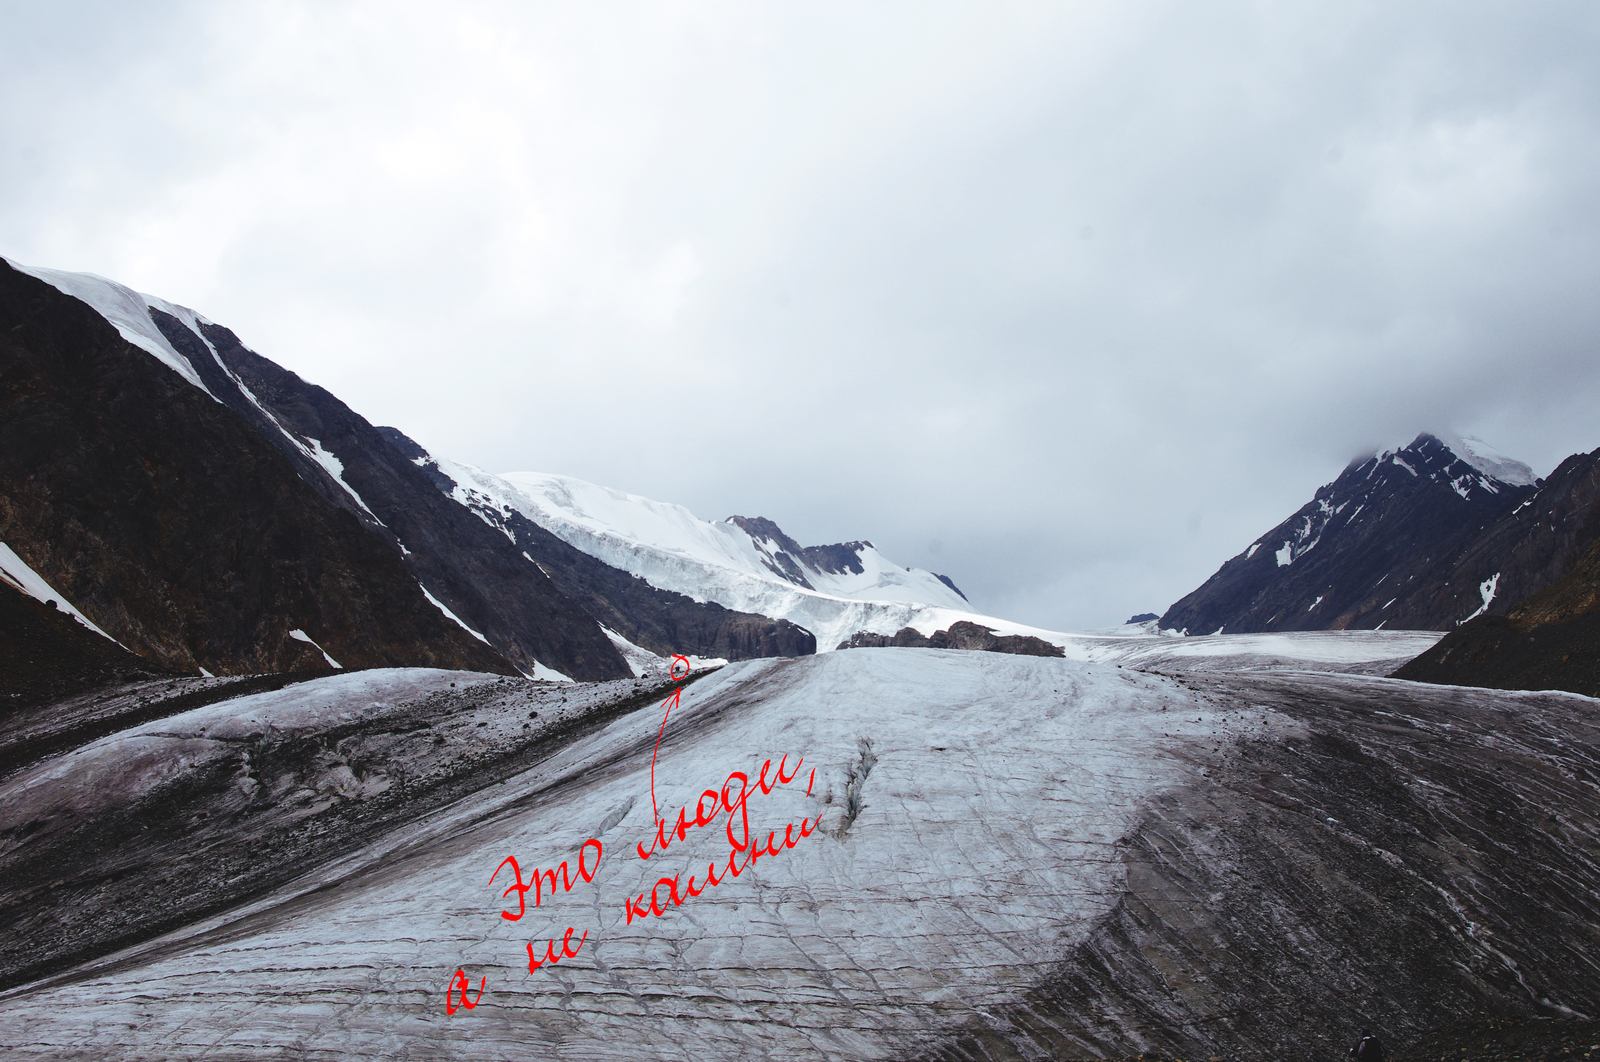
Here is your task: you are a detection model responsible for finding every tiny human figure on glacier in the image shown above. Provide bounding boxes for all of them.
[1349,1027,1386,1062]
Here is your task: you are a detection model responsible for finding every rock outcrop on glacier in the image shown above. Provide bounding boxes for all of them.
[836,620,1064,656]
[2,638,1595,1061]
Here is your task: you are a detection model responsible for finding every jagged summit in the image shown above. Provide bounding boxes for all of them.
[1161,433,1540,634]
[724,515,967,601]
[725,515,873,588]
[1342,432,1536,508]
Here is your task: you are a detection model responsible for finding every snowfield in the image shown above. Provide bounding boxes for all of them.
[0,650,1253,1060]
[434,459,1012,650]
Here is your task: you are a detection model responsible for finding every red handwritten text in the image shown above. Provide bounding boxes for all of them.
[527,926,589,969]
[447,653,822,1013]
[624,809,818,924]
[637,754,804,860]
[624,749,816,925]
[445,969,485,1014]
[489,840,603,921]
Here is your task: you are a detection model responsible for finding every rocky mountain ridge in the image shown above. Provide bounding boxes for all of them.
[1159,433,1593,634]
[0,259,514,679]
[1393,483,1600,697]
[0,258,932,683]
[726,514,968,601]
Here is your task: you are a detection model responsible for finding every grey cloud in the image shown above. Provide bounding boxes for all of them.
[2,1,1597,629]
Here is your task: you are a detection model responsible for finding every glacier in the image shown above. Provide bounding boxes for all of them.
[3,634,1597,1060]
[0,650,1256,1059]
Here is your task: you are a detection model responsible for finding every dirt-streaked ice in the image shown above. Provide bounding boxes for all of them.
[0,650,1255,1060]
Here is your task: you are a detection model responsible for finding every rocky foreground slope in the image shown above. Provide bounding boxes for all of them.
[1,642,1595,1061]
[1394,531,1600,698]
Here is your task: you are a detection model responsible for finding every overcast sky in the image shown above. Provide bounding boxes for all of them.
[3,1,1598,630]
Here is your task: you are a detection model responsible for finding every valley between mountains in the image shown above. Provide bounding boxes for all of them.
[4,255,1600,1060]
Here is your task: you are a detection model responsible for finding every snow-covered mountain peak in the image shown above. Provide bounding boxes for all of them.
[1163,430,1542,635]
[1435,432,1538,487]
[422,458,999,649]
[724,514,968,602]
[1353,433,1533,503]
[446,466,971,611]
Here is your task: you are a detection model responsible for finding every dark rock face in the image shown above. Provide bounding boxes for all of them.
[167,319,631,681]
[402,436,816,663]
[0,582,174,709]
[727,514,874,586]
[1126,612,1158,624]
[1162,434,1541,634]
[838,620,1064,657]
[936,573,969,601]
[1392,612,1600,697]
[922,670,1600,1062]
[1392,533,1600,697]
[0,261,513,678]
[1385,446,1600,634]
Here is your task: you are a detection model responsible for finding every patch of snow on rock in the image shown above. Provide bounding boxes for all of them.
[0,541,120,643]
[417,584,491,645]
[1459,572,1501,624]
[1439,433,1538,487]
[600,626,669,677]
[288,628,342,668]
[301,437,383,523]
